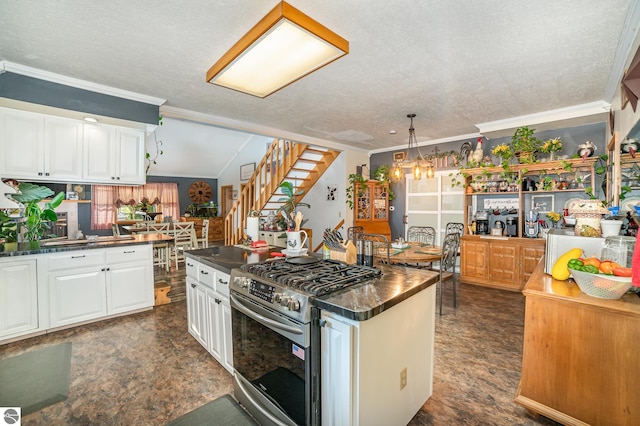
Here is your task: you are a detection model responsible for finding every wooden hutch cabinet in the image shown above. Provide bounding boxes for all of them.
[460,157,596,291]
[354,180,391,240]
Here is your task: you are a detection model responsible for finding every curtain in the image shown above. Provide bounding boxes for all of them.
[91,183,180,229]
[91,185,116,230]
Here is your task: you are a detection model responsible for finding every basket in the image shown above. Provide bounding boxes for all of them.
[568,267,632,299]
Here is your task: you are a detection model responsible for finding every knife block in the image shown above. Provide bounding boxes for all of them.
[329,240,357,264]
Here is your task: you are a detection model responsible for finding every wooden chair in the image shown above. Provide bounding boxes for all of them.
[438,232,460,315]
[347,226,365,242]
[196,219,210,249]
[170,222,196,269]
[145,222,171,271]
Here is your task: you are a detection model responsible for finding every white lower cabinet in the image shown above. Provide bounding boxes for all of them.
[0,258,40,339]
[185,258,233,374]
[48,246,153,329]
[321,286,436,426]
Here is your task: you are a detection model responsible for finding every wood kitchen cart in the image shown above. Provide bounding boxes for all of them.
[181,216,224,242]
[515,260,640,425]
[354,180,391,240]
[460,157,597,291]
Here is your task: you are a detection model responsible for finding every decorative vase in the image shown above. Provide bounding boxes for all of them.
[549,151,556,161]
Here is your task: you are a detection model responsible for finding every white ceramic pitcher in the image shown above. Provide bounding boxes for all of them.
[286,230,308,252]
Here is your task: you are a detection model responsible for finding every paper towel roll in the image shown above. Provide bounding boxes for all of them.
[246,217,260,242]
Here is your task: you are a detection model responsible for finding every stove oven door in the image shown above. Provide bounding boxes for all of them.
[230,292,315,426]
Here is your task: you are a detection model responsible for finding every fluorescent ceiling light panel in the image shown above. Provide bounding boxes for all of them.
[206,1,349,98]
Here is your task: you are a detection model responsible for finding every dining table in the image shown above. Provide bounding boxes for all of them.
[378,242,442,266]
[122,223,149,234]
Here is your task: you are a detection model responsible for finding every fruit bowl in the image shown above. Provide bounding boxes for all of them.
[568,267,632,299]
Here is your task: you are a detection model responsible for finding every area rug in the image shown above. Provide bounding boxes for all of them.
[0,342,72,416]
[166,394,257,426]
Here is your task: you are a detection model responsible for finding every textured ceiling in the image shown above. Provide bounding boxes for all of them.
[0,0,634,152]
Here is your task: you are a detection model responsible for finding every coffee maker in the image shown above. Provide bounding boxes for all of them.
[524,210,539,238]
[476,210,490,235]
[506,216,518,237]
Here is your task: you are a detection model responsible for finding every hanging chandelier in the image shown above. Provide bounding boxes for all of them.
[391,114,434,180]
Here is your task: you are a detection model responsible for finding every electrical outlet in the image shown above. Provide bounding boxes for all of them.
[400,367,407,390]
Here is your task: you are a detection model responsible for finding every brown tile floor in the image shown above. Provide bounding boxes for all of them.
[0,267,560,425]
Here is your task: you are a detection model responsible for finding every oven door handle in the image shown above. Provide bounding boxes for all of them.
[230,294,303,335]
[235,374,291,426]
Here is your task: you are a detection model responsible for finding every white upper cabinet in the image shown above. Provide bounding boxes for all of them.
[83,123,145,185]
[0,106,146,185]
[0,107,83,181]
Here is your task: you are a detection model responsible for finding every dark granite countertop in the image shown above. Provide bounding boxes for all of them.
[315,265,438,321]
[185,245,282,274]
[185,246,439,321]
[0,234,172,257]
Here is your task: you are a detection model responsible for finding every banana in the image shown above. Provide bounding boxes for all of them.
[551,248,583,281]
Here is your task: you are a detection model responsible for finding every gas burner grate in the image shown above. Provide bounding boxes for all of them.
[241,259,381,296]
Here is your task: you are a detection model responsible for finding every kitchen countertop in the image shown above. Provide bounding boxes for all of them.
[185,245,440,321]
[0,233,173,257]
[185,245,282,274]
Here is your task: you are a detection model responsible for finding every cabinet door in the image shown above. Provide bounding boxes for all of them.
[221,299,234,373]
[0,107,45,178]
[187,279,209,349]
[49,268,107,328]
[44,116,83,180]
[460,240,489,281]
[521,245,545,286]
[0,259,39,338]
[207,288,223,360]
[489,242,520,289]
[84,123,116,182]
[107,263,153,314]
[321,311,355,425]
[116,128,145,184]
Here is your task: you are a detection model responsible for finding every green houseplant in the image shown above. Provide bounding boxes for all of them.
[0,182,65,243]
[277,181,310,230]
[511,126,541,164]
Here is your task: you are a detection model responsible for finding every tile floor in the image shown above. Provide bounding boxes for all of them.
[1,267,560,425]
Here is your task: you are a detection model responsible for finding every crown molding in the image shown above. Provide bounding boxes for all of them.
[476,101,610,138]
[369,132,481,155]
[2,61,166,106]
[159,105,366,153]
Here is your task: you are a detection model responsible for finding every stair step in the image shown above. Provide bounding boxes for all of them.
[304,147,329,154]
[291,168,318,172]
[296,158,324,164]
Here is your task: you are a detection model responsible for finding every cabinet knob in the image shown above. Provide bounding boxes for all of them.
[191,283,196,288]
[45,172,50,176]
[116,177,120,180]
[111,176,115,180]
[38,172,43,176]
[201,270,208,275]
[187,262,194,267]
[218,279,228,285]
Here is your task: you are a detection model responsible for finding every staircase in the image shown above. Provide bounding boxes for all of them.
[224,139,339,245]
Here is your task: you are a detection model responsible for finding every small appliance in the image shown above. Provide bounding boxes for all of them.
[476,210,489,235]
[506,217,518,237]
[524,210,539,238]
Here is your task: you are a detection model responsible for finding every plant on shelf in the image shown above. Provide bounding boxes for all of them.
[277,181,310,230]
[546,211,562,228]
[346,173,367,209]
[491,143,514,168]
[0,182,65,243]
[372,165,396,201]
[511,126,541,164]
[540,137,563,160]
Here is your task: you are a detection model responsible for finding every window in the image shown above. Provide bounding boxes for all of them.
[90,183,180,230]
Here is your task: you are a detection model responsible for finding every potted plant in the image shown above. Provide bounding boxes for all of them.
[277,181,310,230]
[2,182,65,245]
[511,126,541,164]
[540,137,563,161]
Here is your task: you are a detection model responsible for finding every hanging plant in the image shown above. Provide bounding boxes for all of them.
[145,115,164,176]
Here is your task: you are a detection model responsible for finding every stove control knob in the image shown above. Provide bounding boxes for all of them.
[287,298,301,312]
[278,296,290,307]
[274,293,284,304]
[234,277,250,289]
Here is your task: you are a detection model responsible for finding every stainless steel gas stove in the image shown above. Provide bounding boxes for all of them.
[229,258,381,426]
